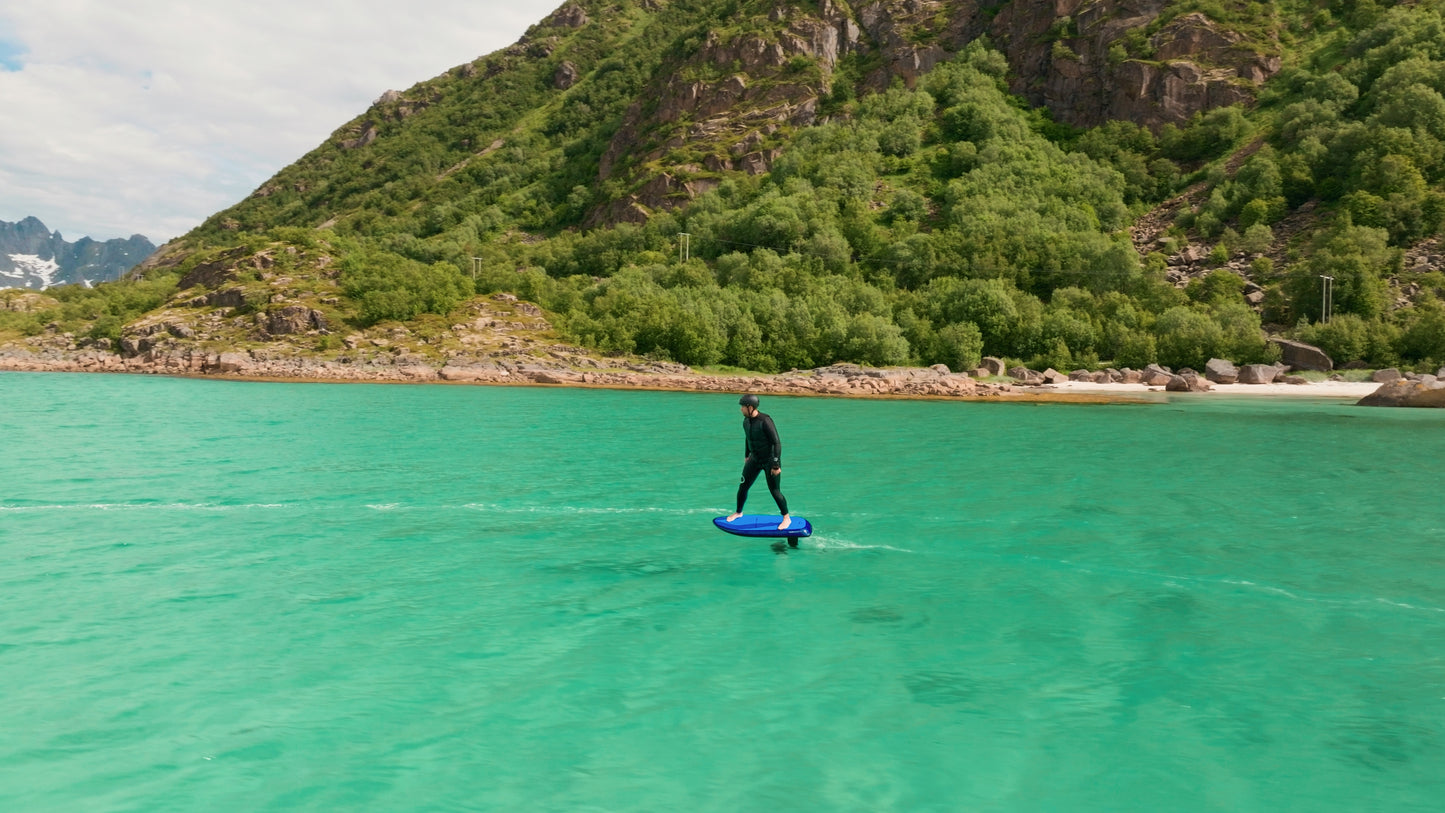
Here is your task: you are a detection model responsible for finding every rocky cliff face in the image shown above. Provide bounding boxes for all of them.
[0,217,156,290]
[851,0,1281,127]
[591,0,1282,219]
[991,3,1280,129]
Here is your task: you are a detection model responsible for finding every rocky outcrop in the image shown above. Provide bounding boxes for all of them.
[1166,372,1211,392]
[554,61,581,89]
[1358,378,1445,408]
[587,0,1282,225]
[266,306,328,336]
[972,4,1281,131]
[0,291,58,312]
[1269,338,1332,372]
[591,2,863,222]
[1237,364,1280,385]
[1204,358,1238,384]
[1140,364,1174,386]
[546,3,589,29]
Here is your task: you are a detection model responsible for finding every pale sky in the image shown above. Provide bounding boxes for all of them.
[0,1,543,244]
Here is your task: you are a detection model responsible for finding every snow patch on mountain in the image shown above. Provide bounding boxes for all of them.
[3,253,62,289]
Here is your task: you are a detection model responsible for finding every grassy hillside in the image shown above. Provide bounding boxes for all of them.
[6,0,1445,372]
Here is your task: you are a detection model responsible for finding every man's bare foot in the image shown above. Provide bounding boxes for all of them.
[726,512,742,522]
[778,515,792,530]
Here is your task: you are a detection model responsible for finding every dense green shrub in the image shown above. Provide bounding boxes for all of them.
[340,251,472,326]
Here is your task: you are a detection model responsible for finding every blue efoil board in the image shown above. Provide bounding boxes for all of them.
[713,515,813,539]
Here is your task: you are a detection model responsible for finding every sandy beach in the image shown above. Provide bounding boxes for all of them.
[1030,379,1383,398]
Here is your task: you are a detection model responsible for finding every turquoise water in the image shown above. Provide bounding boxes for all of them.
[2,372,1443,812]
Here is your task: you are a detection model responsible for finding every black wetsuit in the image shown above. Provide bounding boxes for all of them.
[738,411,788,515]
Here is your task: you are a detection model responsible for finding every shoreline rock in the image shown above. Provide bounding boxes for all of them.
[0,345,1038,401]
[1357,378,1445,408]
[6,343,1422,405]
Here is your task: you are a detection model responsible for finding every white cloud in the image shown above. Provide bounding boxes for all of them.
[0,0,543,243]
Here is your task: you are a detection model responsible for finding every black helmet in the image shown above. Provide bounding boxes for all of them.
[738,394,760,408]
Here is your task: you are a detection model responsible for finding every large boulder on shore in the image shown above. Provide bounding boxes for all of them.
[1357,378,1445,408]
[212,352,250,374]
[1140,365,1174,386]
[1238,364,1278,385]
[1166,373,1212,392]
[1269,338,1333,372]
[1007,365,1044,385]
[1371,368,1402,383]
[1205,358,1238,384]
[980,356,1005,376]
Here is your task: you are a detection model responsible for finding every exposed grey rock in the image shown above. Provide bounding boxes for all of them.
[1120,369,1142,384]
[213,352,249,373]
[1007,365,1044,385]
[1237,364,1276,385]
[554,61,581,89]
[548,2,589,28]
[1069,369,1093,381]
[1358,378,1445,408]
[1283,375,1309,385]
[1372,368,1402,383]
[1204,358,1238,384]
[981,356,1005,376]
[1166,373,1211,392]
[207,288,248,309]
[1042,368,1068,385]
[267,306,327,335]
[1269,338,1333,372]
[1140,365,1173,386]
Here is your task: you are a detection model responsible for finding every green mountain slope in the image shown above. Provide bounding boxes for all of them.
[6,0,1445,373]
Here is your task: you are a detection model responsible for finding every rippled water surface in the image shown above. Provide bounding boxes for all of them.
[2,372,1443,811]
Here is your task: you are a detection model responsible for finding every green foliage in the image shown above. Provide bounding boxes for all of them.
[1294,313,1401,366]
[1283,221,1397,322]
[1,274,181,339]
[340,251,471,326]
[1396,298,1445,366]
[1263,6,1445,243]
[1154,306,1227,369]
[1161,107,1254,162]
[1188,269,1246,307]
[1073,121,1179,204]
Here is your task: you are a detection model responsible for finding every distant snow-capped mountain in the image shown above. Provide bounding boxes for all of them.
[0,217,156,290]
